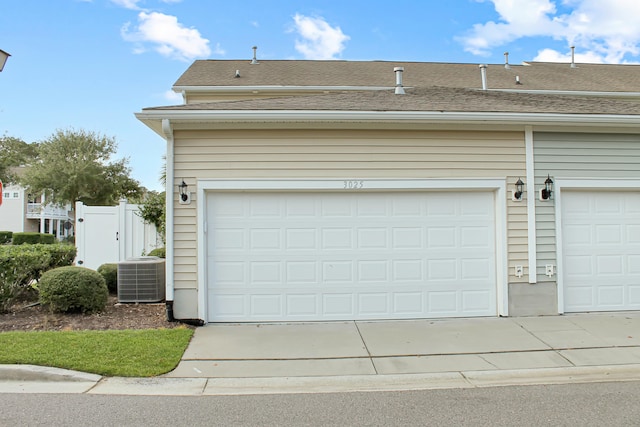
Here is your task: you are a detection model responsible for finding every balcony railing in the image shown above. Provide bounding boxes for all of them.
[26,203,71,220]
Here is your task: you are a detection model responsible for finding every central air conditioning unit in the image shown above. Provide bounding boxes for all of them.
[117,256,166,303]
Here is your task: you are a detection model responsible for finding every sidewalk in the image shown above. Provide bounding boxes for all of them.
[2,312,640,395]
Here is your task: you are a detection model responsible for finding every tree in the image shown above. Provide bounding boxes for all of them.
[0,135,37,184]
[20,128,142,207]
[137,191,166,244]
[160,154,166,187]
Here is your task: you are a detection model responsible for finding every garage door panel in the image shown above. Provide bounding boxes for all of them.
[597,286,624,307]
[462,290,492,311]
[209,287,494,321]
[627,226,640,243]
[596,255,623,275]
[562,191,640,312]
[207,191,497,321]
[630,286,640,305]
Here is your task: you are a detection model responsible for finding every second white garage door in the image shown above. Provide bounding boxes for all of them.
[206,191,497,322]
[561,191,640,312]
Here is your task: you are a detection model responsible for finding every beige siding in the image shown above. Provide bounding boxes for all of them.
[534,132,640,282]
[173,129,527,290]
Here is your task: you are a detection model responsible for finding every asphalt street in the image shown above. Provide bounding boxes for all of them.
[2,381,640,426]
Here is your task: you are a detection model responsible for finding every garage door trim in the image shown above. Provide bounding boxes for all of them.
[555,178,640,314]
[197,179,508,322]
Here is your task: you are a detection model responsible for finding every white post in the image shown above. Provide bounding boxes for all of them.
[118,199,127,262]
[75,201,84,266]
[40,192,46,233]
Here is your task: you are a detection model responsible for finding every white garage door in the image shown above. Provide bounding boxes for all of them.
[206,191,497,322]
[561,191,640,312]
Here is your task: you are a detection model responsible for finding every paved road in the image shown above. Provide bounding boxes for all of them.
[2,381,640,426]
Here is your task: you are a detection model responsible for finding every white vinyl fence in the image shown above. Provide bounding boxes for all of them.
[75,200,161,270]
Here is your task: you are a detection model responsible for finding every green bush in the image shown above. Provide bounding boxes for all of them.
[0,244,77,313]
[148,247,166,258]
[0,243,77,282]
[0,231,12,244]
[39,266,108,314]
[12,232,55,245]
[62,235,75,245]
[97,263,118,294]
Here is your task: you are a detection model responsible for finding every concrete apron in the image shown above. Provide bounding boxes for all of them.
[165,313,640,379]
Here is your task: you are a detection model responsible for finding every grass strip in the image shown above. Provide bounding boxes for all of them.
[0,327,194,377]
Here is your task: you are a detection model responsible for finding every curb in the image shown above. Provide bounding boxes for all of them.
[2,364,640,395]
[0,364,102,383]
[195,364,640,395]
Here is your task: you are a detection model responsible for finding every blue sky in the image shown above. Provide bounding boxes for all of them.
[2,0,640,192]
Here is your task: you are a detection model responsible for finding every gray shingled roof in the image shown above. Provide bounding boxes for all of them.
[144,86,640,116]
[173,60,640,93]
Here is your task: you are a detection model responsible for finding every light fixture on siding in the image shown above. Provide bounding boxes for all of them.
[539,175,553,201]
[512,178,524,201]
[178,180,191,205]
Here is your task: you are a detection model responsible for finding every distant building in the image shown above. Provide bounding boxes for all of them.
[0,183,73,239]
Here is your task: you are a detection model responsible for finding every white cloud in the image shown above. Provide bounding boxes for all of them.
[212,42,226,55]
[291,14,350,60]
[164,90,184,103]
[534,47,607,63]
[110,0,143,10]
[121,11,211,61]
[459,0,640,63]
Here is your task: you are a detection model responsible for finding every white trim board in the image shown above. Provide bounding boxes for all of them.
[525,126,537,283]
[197,178,509,322]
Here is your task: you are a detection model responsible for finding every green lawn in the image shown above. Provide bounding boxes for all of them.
[0,327,194,377]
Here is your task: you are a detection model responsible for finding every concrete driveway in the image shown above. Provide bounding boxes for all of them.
[166,313,640,378]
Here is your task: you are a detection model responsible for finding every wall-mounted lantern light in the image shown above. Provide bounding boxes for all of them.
[539,175,553,201]
[0,49,11,72]
[178,180,191,204]
[512,178,524,201]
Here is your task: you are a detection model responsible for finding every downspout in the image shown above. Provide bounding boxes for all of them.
[162,119,176,321]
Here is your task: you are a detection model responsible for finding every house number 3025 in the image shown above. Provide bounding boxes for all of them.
[343,180,364,189]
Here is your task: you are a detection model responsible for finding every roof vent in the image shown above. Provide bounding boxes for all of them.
[251,46,259,64]
[504,52,510,69]
[394,66,405,95]
[479,64,488,90]
[570,46,577,68]
[235,69,240,78]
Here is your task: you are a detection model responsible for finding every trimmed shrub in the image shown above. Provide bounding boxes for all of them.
[97,263,118,294]
[0,243,77,283]
[0,231,12,245]
[40,234,55,244]
[39,266,108,314]
[12,232,55,245]
[0,244,77,312]
[46,244,78,270]
[148,247,166,258]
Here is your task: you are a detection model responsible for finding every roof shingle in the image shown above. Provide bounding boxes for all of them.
[173,60,640,93]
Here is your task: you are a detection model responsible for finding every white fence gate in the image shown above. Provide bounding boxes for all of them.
[75,200,161,270]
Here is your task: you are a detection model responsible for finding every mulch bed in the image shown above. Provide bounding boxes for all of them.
[0,295,186,332]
